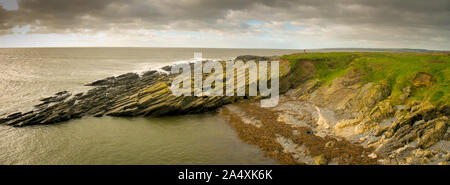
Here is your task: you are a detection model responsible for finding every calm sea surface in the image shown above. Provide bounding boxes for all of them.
[0,48,301,164]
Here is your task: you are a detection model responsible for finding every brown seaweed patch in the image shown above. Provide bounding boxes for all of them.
[221,100,377,165]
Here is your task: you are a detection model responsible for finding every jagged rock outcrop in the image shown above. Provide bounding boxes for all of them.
[0,65,241,127]
[373,101,449,162]
[0,56,284,127]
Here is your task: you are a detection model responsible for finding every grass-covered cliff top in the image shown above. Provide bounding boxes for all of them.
[281,52,450,105]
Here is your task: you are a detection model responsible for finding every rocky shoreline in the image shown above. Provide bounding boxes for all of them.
[0,67,240,127]
[220,86,449,165]
[0,55,277,127]
[1,53,448,165]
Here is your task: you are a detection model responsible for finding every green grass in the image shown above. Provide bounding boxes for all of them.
[281,52,450,105]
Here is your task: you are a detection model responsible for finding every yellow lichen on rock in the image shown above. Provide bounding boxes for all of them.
[417,116,448,148]
[314,154,328,165]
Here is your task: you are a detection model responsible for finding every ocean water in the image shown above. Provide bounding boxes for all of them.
[0,47,301,164]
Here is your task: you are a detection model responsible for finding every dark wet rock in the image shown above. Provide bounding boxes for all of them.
[85,77,115,86]
[142,70,157,77]
[55,91,69,96]
[35,91,72,110]
[40,91,71,103]
[85,73,140,86]
[0,112,22,124]
[116,72,139,81]
[161,65,172,72]
[7,112,22,119]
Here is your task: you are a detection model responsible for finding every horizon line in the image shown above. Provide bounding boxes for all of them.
[0,46,447,52]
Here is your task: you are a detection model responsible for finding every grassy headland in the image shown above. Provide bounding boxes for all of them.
[281,52,449,105]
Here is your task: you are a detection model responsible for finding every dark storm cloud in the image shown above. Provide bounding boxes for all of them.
[0,0,449,48]
[2,0,249,31]
[2,0,445,29]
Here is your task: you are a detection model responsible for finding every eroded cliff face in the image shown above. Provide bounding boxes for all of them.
[221,57,449,165]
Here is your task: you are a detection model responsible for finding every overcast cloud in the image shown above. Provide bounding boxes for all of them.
[0,0,449,49]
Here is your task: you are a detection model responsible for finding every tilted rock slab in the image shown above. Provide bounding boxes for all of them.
[0,69,243,127]
[0,56,278,127]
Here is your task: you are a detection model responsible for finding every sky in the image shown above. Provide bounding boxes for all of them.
[0,0,449,50]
